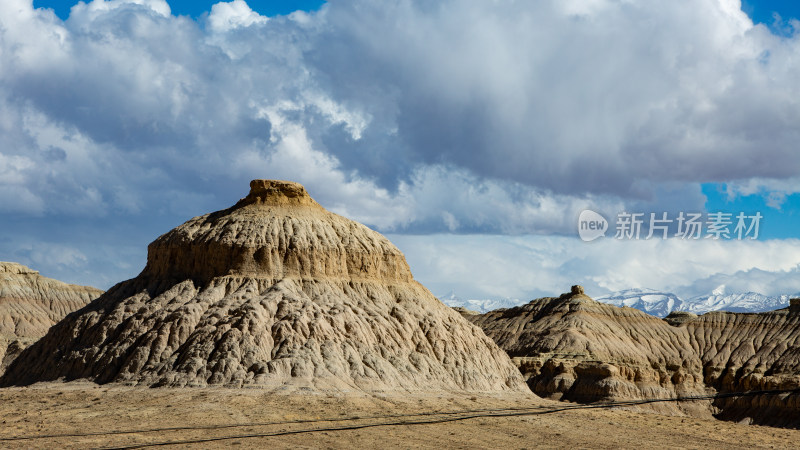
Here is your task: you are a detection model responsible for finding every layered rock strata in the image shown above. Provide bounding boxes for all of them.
[2,180,525,393]
[466,286,800,425]
[0,262,102,374]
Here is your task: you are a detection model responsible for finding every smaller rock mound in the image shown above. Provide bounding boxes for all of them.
[467,286,800,426]
[451,306,479,316]
[663,311,698,326]
[0,262,102,374]
[466,286,710,415]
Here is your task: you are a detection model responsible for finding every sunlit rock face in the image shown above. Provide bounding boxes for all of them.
[1,180,525,393]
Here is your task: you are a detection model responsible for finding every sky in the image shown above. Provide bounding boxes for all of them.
[33,0,327,19]
[3,0,800,302]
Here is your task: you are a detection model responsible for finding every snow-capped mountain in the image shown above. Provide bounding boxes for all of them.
[681,286,794,314]
[437,291,524,313]
[441,286,799,317]
[596,285,798,317]
[594,288,682,318]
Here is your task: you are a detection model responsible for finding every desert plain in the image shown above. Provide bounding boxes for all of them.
[2,382,799,449]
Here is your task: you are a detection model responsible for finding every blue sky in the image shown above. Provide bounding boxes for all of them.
[707,1,800,240]
[742,0,800,32]
[33,1,800,27]
[34,0,327,19]
[703,183,800,240]
[4,0,800,300]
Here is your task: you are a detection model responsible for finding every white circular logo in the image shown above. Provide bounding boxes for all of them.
[578,209,608,242]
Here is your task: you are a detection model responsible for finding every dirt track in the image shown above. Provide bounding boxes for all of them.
[1,382,798,449]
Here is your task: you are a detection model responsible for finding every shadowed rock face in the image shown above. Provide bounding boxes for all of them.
[1,180,525,393]
[0,262,102,374]
[464,286,800,426]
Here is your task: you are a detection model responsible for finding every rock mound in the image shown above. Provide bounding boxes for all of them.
[0,262,102,374]
[466,286,800,425]
[663,310,697,326]
[1,180,525,392]
[468,286,708,413]
[451,306,479,316]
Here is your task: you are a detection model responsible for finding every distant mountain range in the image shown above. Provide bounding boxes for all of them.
[439,285,800,317]
[595,286,798,317]
[437,291,523,313]
[594,289,682,317]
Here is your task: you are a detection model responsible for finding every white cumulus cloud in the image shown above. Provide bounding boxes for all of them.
[0,0,799,295]
[391,234,800,300]
[208,0,267,32]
